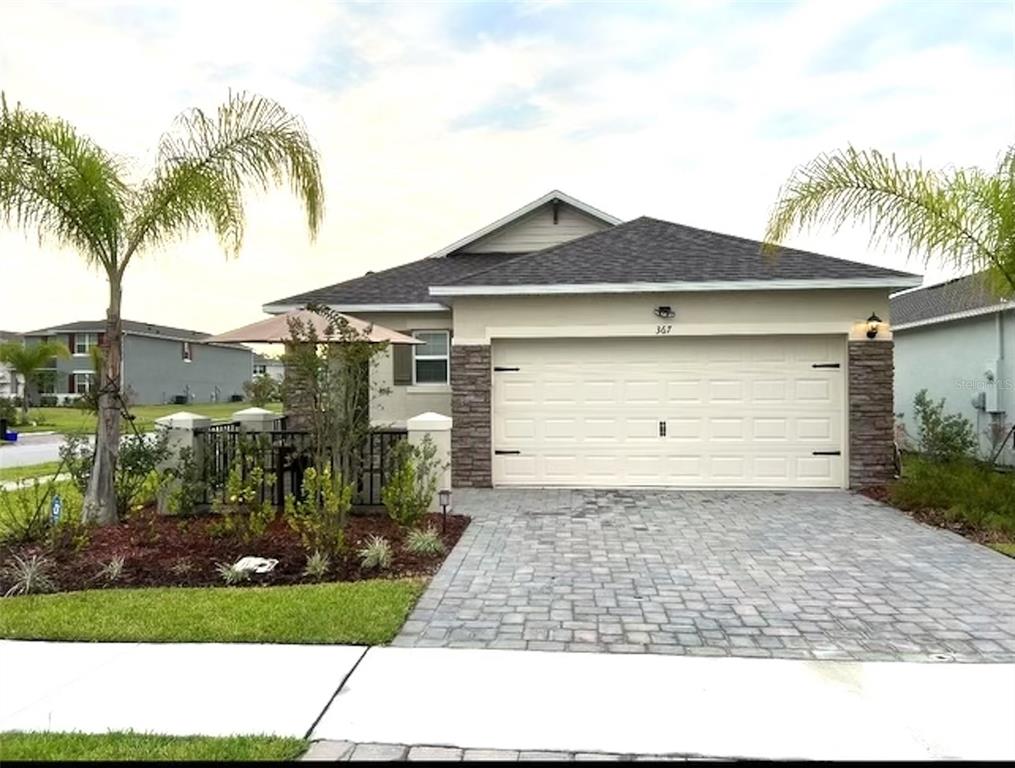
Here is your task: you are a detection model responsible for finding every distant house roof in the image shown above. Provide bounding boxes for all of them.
[0,331,21,341]
[430,217,921,296]
[891,272,1014,329]
[23,320,249,349]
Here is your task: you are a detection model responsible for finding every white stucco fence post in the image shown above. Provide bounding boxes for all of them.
[232,406,279,434]
[152,411,212,515]
[406,411,453,513]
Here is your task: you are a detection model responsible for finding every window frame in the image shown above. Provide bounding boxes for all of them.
[411,330,450,386]
[74,332,98,356]
[73,372,94,395]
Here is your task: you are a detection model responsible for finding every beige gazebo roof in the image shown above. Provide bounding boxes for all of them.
[208,310,421,345]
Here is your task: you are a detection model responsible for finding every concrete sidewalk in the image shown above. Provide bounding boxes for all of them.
[1,641,1013,760]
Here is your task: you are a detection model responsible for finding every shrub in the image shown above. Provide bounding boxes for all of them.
[215,561,251,586]
[890,455,1015,536]
[0,477,88,552]
[0,397,16,424]
[405,525,444,556]
[3,554,58,596]
[912,389,977,463]
[302,551,330,581]
[211,439,276,542]
[96,555,126,584]
[357,535,392,570]
[381,436,445,528]
[283,466,352,558]
[242,374,279,407]
[161,446,211,517]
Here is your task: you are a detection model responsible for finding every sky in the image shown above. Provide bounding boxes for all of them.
[0,0,1012,335]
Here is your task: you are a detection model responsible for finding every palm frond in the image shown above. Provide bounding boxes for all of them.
[763,146,1015,292]
[0,340,70,376]
[126,92,324,266]
[0,93,127,269]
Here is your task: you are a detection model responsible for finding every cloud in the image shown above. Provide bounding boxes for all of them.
[0,0,1011,334]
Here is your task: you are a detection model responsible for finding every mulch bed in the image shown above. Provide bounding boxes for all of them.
[0,510,469,594]
[859,485,1012,548]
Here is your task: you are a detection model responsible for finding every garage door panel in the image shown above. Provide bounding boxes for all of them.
[492,336,845,488]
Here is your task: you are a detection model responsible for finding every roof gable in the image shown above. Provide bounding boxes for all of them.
[428,190,620,258]
[430,216,921,295]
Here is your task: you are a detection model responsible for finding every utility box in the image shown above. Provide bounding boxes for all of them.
[985,359,1002,413]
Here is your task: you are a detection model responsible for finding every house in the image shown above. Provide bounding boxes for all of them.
[891,273,1014,465]
[252,353,285,382]
[265,190,921,490]
[21,319,254,405]
[0,330,19,398]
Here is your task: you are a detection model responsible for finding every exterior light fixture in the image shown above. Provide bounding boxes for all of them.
[866,312,882,339]
[654,306,676,320]
[438,489,452,533]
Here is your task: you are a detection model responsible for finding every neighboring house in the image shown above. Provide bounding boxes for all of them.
[0,330,19,398]
[252,353,285,382]
[21,320,253,405]
[265,190,921,490]
[891,273,1014,465]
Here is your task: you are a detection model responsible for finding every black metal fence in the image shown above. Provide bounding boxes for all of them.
[195,421,407,508]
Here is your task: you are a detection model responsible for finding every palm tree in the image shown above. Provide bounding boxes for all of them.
[0,93,324,524]
[764,146,1015,295]
[0,340,70,422]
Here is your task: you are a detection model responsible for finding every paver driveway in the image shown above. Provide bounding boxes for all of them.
[394,490,1015,662]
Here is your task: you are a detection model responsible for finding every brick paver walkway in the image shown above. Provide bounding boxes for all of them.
[394,490,1015,662]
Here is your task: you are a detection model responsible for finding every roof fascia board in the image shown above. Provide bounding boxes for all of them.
[425,190,621,260]
[892,302,1014,331]
[429,277,923,297]
[262,302,449,315]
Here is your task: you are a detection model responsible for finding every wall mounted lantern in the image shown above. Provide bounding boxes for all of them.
[866,312,882,339]
[654,306,676,320]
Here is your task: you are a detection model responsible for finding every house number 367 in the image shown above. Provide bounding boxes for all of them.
[656,324,672,335]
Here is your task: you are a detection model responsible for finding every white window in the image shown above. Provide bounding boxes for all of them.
[73,373,94,394]
[75,332,98,355]
[412,330,450,385]
[253,363,267,376]
[182,341,193,362]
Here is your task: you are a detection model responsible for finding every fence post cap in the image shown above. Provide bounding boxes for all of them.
[154,411,212,429]
[407,411,453,431]
[232,406,278,419]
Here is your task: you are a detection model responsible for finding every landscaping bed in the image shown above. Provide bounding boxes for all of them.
[0,508,469,594]
[861,455,1015,557]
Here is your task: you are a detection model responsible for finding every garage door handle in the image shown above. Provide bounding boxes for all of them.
[494,366,520,372]
[811,363,841,369]
[495,450,521,455]
[812,450,841,456]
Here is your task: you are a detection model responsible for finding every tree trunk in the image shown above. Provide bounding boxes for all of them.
[83,278,122,525]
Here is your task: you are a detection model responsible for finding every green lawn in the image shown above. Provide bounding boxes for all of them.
[12,402,282,435]
[989,542,1015,558]
[0,731,307,761]
[0,461,63,483]
[0,579,425,644]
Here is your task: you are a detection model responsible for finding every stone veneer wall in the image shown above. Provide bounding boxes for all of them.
[848,340,895,488]
[451,344,492,487]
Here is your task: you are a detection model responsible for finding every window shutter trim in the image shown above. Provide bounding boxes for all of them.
[392,336,413,385]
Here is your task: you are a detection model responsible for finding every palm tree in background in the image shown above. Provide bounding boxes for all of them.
[0,340,70,422]
[764,146,1015,295]
[0,93,324,524]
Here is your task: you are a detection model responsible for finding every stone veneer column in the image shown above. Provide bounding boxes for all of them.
[451,345,492,487]
[848,340,895,488]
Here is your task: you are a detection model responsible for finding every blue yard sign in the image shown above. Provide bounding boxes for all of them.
[51,494,62,524]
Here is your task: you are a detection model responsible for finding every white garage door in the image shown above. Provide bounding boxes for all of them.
[492,336,845,488]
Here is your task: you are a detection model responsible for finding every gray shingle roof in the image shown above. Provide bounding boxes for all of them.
[24,319,214,341]
[437,217,919,289]
[891,273,1013,326]
[264,254,516,308]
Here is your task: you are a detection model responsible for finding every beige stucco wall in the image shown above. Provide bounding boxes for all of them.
[449,288,894,344]
[354,310,454,428]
